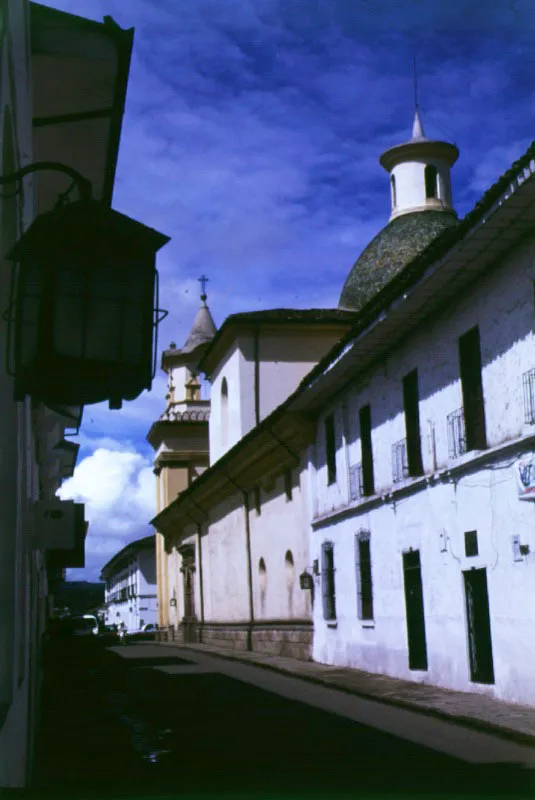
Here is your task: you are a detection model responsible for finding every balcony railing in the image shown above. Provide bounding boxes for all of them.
[349,463,364,501]
[523,368,535,424]
[447,407,466,459]
[392,439,409,483]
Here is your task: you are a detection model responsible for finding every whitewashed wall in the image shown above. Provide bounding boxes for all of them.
[209,329,347,465]
[249,462,311,621]
[311,231,535,706]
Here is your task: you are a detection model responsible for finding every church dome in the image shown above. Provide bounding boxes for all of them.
[338,209,458,311]
[339,107,460,311]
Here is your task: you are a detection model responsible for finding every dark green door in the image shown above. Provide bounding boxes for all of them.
[403,550,428,671]
[464,568,494,684]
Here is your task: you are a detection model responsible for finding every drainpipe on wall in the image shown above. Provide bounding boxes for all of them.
[223,472,255,651]
[254,326,260,426]
[190,499,208,643]
[196,523,205,638]
[243,490,254,652]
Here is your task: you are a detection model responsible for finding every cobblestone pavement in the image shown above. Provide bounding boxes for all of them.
[164,641,535,745]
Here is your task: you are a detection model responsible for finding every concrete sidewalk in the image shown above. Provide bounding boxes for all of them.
[161,640,535,746]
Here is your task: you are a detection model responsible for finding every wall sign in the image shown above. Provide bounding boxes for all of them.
[516,453,535,501]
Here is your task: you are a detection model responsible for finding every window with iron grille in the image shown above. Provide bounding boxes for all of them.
[523,368,535,424]
[349,463,364,501]
[355,532,374,620]
[447,407,467,459]
[325,414,336,485]
[392,438,409,483]
[458,326,487,451]
[321,542,336,621]
[359,404,375,495]
[403,369,423,476]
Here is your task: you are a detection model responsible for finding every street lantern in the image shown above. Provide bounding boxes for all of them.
[299,570,313,590]
[5,194,169,409]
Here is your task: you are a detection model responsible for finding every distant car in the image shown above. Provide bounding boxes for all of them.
[98,624,120,645]
[70,616,99,638]
[82,615,99,635]
[126,623,159,642]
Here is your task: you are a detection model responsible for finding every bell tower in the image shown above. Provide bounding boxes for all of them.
[380,106,459,221]
[147,277,216,632]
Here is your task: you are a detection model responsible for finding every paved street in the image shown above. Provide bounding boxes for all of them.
[33,642,535,800]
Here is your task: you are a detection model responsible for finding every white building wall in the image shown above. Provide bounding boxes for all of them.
[104,546,158,632]
[208,343,243,464]
[311,232,535,706]
[203,496,249,622]
[249,461,311,622]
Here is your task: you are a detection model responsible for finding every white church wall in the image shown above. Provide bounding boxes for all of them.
[249,462,311,622]
[201,494,249,623]
[208,341,244,464]
[258,330,345,422]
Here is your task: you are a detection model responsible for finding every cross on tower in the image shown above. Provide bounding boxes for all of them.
[199,274,209,304]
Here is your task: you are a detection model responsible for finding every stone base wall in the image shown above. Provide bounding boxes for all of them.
[201,624,249,651]
[252,624,312,661]
[159,620,313,661]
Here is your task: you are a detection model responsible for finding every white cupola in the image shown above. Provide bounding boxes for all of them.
[379,108,459,221]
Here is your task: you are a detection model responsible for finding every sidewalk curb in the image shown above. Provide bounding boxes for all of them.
[160,641,535,748]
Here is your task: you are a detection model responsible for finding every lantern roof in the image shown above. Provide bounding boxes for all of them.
[7,200,170,261]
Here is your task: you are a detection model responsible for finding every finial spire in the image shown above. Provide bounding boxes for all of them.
[199,274,209,306]
[413,55,418,113]
[411,57,425,140]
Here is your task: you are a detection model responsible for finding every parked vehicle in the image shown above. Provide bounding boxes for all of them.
[71,616,100,638]
[82,614,99,635]
[126,623,159,642]
[97,624,120,645]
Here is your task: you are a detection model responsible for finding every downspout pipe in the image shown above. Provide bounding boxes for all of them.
[190,499,208,642]
[184,509,206,642]
[254,326,260,426]
[224,472,254,651]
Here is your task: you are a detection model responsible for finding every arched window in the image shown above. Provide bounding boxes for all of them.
[390,174,397,208]
[425,165,438,199]
[284,550,295,588]
[285,551,295,617]
[221,377,229,447]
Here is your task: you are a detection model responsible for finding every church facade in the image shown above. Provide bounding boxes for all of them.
[150,110,535,704]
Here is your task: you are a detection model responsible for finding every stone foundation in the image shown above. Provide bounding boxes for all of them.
[159,619,313,661]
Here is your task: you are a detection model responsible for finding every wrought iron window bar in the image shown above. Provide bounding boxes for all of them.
[392,438,409,483]
[349,462,364,501]
[523,367,535,424]
[447,407,467,459]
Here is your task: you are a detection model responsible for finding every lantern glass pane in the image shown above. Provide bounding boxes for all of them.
[19,262,43,367]
[52,266,86,358]
[120,264,154,365]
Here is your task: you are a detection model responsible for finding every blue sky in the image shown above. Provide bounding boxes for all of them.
[45,0,535,581]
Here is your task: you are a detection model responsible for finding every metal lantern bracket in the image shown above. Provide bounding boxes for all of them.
[0,160,171,410]
[152,269,169,379]
[0,161,93,382]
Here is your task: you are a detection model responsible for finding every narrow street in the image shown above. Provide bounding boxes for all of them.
[33,642,535,800]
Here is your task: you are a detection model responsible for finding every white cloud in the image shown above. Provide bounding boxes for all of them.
[57,448,156,575]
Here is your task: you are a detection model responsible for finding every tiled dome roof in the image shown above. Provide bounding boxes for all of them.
[338,210,459,311]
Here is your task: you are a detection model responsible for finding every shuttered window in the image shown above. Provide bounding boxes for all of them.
[321,542,336,621]
[355,533,374,620]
